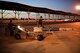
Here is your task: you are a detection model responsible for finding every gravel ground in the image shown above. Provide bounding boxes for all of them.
[0,22,80,53]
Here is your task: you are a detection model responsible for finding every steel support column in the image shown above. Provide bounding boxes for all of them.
[1,9,6,19]
[13,11,17,19]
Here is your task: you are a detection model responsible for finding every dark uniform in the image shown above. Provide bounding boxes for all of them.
[8,20,16,36]
[37,16,43,27]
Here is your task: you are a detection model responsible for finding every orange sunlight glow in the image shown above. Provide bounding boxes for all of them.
[75,5,80,10]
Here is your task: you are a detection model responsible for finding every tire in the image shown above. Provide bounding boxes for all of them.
[15,33,21,39]
[36,35,45,41]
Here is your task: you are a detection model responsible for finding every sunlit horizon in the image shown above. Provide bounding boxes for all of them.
[2,0,80,14]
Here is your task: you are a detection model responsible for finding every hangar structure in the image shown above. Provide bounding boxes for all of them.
[0,1,80,20]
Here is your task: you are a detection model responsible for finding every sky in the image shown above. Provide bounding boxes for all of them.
[2,0,80,14]
[1,0,80,19]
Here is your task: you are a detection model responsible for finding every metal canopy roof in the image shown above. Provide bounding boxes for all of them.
[0,1,80,16]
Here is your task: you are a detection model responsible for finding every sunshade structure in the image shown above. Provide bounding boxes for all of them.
[0,1,55,13]
[0,1,80,19]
